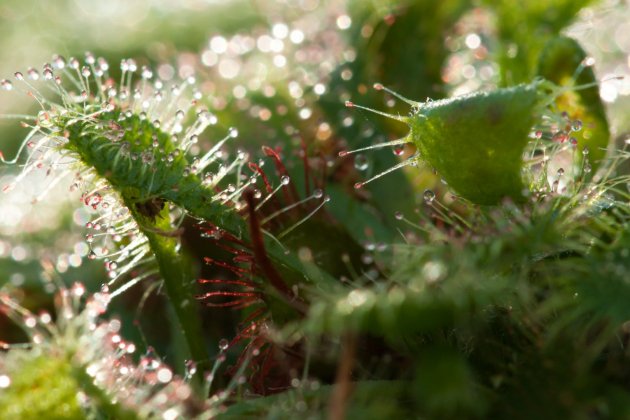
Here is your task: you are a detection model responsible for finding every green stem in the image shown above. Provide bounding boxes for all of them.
[124,196,209,392]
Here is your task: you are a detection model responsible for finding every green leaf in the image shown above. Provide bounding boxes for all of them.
[219,381,413,419]
[408,83,540,204]
[485,0,597,85]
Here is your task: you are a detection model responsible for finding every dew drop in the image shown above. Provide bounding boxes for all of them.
[345,100,354,108]
[218,338,229,351]
[394,211,403,220]
[141,347,161,371]
[281,175,291,185]
[157,367,173,383]
[312,189,323,199]
[197,110,210,121]
[354,154,369,171]
[571,120,583,132]
[141,67,153,79]
[423,189,435,204]
[557,168,565,177]
[1,79,13,90]
[88,251,97,260]
[85,52,95,65]
[582,147,590,156]
[52,55,66,69]
[185,360,197,377]
[24,315,37,328]
[354,182,364,189]
[71,282,85,297]
[37,111,53,128]
[27,68,39,80]
[14,72,24,81]
[393,146,405,156]
[552,132,568,143]
[583,163,592,174]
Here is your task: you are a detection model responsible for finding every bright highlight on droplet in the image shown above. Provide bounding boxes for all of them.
[157,367,173,383]
[336,14,352,30]
[465,33,481,49]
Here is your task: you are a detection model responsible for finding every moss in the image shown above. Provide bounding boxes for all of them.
[0,351,84,420]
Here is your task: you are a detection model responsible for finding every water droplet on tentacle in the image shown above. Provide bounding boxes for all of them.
[354,154,369,171]
[423,189,435,204]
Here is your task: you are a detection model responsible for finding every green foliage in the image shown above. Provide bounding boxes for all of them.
[0,352,84,419]
[483,0,596,85]
[1,0,630,419]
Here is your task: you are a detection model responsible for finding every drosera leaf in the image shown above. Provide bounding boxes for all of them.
[536,35,611,171]
[407,83,540,205]
[342,70,611,206]
[343,82,548,205]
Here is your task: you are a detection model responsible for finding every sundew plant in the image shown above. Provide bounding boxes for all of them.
[1,0,630,418]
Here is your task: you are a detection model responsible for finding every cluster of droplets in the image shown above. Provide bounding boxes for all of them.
[1,52,221,178]
[0,282,221,418]
[530,111,583,147]
[525,109,589,197]
[81,184,153,288]
[0,54,247,290]
[0,258,287,418]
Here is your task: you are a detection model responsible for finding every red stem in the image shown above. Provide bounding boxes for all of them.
[243,189,307,315]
